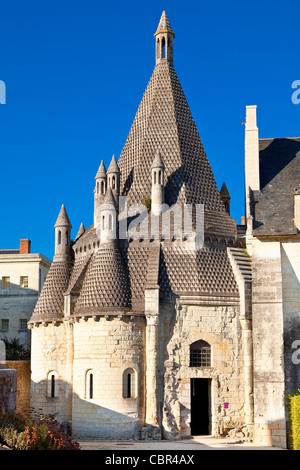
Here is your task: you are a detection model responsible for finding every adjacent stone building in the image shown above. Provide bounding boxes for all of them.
[244,105,300,446]
[0,239,51,350]
[28,12,299,448]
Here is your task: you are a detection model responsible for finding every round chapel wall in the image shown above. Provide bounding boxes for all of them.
[71,316,146,439]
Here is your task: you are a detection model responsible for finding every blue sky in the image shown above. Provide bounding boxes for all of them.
[0,0,299,260]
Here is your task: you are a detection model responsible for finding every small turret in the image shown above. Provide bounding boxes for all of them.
[106,155,120,203]
[220,182,231,215]
[98,188,117,246]
[94,160,107,228]
[54,205,72,261]
[154,11,175,65]
[151,150,165,215]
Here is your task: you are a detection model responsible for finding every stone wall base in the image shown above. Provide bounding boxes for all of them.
[254,423,287,448]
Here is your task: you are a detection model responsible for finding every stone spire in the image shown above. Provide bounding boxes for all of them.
[54,204,72,229]
[54,205,72,262]
[95,160,107,179]
[155,11,175,38]
[75,222,85,240]
[154,11,175,64]
[220,182,231,215]
[107,155,120,203]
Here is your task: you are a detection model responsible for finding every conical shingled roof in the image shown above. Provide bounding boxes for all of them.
[151,150,165,169]
[73,245,130,315]
[75,222,85,240]
[103,187,116,207]
[118,61,224,211]
[54,204,72,228]
[107,154,120,174]
[154,11,175,38]
[29,259,72,324]
[95,160,106,178]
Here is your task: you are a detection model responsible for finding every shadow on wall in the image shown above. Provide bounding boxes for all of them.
[30,377,145,440]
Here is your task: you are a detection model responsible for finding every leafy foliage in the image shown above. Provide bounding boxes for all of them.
[0,411,81,450]
[2,337,30,361]
[288,390,300,450]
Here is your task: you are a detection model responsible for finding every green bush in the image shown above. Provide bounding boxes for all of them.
[2,337,30,360]
[0,411,81,450]
[288,390,300,450]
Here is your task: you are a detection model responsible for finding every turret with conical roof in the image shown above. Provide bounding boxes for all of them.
[220,182,231,214]
[107,155,120,203]
[154,11,175,65]
[98,187,118,246]
[94,160,107,228]
[151,150,165,215]
[54,205,72,262]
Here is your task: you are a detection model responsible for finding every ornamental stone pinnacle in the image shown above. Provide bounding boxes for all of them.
[154,11,175,38]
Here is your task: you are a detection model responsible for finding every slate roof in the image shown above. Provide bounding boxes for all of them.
[95,160,106,178]
[118,59,236,237]
[251,137,300,236]
[73,244,130,315]
[29,260,72,323]
[159,245,239,299]
[54,205,72,228]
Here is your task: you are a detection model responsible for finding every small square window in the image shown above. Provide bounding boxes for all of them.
[20,276,29,288]
[2,277,10,289]
[1,319,9,331]
[19,319,27,331]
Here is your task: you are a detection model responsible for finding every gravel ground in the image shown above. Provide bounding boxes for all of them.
[77,435,285,451]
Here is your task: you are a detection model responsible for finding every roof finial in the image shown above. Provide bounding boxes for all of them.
[154,11,175,38]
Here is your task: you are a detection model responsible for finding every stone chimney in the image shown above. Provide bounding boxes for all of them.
[20,239,31,254]
[245,105,260,193]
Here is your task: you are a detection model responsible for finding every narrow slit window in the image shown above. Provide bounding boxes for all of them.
[123,369,136,399]
[85,370,94,400]
[89,373,93,399]
[47,371,58,398]
[51,374,55,398]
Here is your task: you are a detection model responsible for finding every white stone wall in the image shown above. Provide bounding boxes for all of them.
[71,316,145,438]
[160,301,246,439]
[30,316,146,439]
[30,323,69,423]
[247,236,300,447]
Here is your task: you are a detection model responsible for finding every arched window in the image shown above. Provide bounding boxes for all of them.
[47,371,58,398]
[112,175,116,189]
[158,170,162,184]
[97,181,99,194]
[190,340,211,367]
[123,368,136,398]
[85,370,94,399]
[108,213,112,231]
[65,231,68,245]
[102,215,105,231]
[154,171,157,184]
[58,230,61,245]
[162,36,165,58]
[101,180,105,195]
